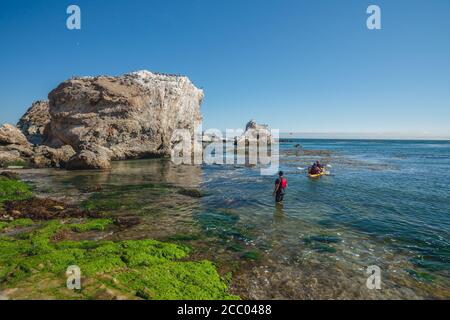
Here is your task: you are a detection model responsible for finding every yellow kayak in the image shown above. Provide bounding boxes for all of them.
[308,168,326,178]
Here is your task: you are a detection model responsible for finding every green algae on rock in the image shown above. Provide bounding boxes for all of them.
[0,219,239,300]
[68,218,113,232]
[241,250,261,261]
[0,176,33,203]
[0,219,34,231]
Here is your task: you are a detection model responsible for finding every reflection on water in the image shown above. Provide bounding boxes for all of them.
[19,140,450,299]
[273,203,285,223]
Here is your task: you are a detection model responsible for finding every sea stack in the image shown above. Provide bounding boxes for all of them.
[235,120,273,146]
[0,70,204,170]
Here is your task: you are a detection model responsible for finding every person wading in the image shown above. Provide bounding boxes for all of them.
[273,171,287,203]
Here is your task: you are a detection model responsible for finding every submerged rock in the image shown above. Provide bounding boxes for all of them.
[177,188,204,198]
[0,171,20,180]
[114,216,141,229]
[4,197,102,220]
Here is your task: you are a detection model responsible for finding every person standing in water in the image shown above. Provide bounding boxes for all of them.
[273,171,287,203]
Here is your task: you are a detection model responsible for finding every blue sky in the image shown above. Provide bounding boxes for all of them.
[0,0,449,138]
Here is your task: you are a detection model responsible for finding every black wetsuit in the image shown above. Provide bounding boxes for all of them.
[275,178,286,203]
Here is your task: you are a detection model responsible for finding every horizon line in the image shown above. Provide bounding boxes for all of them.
[277,131,450,141]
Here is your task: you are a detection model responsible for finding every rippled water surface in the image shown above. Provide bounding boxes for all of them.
[21,140,450,299]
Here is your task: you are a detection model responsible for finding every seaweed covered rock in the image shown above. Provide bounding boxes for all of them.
[0,171,20,180]
[3,197,102,220]
[0,175,33,204]
[0,219,238,300]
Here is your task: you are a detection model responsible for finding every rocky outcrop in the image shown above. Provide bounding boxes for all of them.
[235,120,273,146]
[0,150,23,167]
[30,145,76,168]
[1,70,204,170]
[17,100,50,145]
[65,145,112,170]
[245,120,269,133]
[0,124,33,167]
[0,122,76,169]
[44,70,203,169]
[0,124,30,146]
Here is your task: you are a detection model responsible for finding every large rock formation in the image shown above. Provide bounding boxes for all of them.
[17,100,50,145]
[0,70,204,170]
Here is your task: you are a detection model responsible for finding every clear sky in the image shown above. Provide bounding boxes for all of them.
[0,0,449,138]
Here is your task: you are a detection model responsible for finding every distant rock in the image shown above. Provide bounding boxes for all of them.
[235,120,273,146]
[245,119,269,132]
[17,100,50,145]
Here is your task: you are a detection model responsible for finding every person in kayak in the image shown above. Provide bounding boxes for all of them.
[308,162,322,175]
[273,171,287,203]
[315,160,324,170]
[309,165,321,175]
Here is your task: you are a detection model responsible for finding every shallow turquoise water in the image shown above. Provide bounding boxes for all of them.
[23,139,450,299]
[197,139,450,298]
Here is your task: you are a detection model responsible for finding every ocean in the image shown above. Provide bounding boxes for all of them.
[23,139,450,299]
